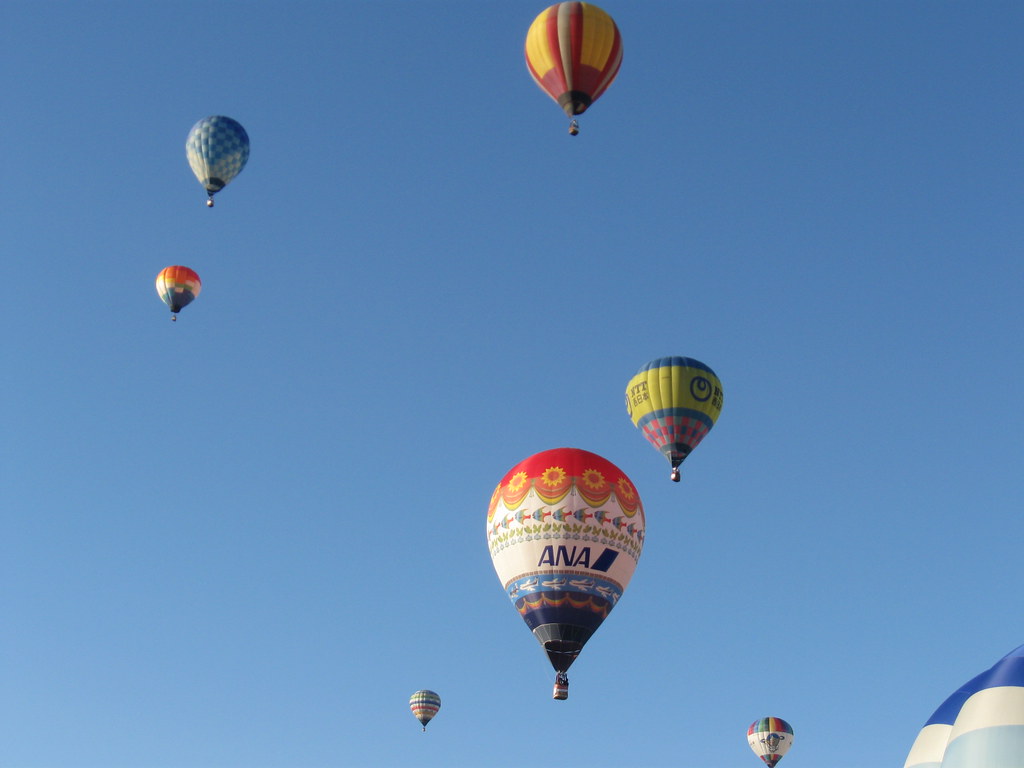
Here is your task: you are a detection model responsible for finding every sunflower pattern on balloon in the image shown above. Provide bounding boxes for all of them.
[487,453,644,564]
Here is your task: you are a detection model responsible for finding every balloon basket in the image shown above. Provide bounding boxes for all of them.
[553,673,569,700]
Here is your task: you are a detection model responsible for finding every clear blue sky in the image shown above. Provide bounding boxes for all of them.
[3,2,1022,766]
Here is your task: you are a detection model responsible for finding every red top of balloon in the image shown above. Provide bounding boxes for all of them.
[488,447,641,520]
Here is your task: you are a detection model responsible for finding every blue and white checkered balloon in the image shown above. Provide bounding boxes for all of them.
[186,116,250,205]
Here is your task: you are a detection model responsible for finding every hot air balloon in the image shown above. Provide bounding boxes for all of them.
[155,266,201,321]
[748,718,794,767]
[186,116,250,207]
[905,644,1024,767]
[525,2,622,135]
[409,690,441,732]
[625,356,723,482]
[486,448,644,699]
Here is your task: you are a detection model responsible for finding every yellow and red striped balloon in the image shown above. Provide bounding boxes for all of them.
[525,3,622,121]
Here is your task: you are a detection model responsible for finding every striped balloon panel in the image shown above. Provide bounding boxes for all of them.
[186,116,250,194]
[525,2,622,116]
[155,266,201,312]
[748,717,794,737]
[903,722,952,768]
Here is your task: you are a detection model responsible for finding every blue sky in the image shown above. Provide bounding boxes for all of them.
[2,2,1022,766]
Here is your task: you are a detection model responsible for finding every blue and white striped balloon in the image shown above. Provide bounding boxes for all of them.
[185,115,249,206]
[905,644,1024,767]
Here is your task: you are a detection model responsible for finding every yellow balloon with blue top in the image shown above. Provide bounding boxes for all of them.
[625,356,723,482]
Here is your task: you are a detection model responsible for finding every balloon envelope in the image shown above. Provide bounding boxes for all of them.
[487,448,644,676]
[409,690,441,731]
[185,116,250,199]
[155,266,201,314]
[747,717,794,767]
[626,356,723,477]
[525,2,622,118]
[905,644,1024,767]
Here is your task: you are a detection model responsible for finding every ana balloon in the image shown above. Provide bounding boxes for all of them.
[525,2,622,135]
[625,357,724,482]
[747,718,794,767]
[185,116,250,207]
[155,266,201,321]
[905,644,1024,767]
[409,690,441,732]
[487,448,644,699]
